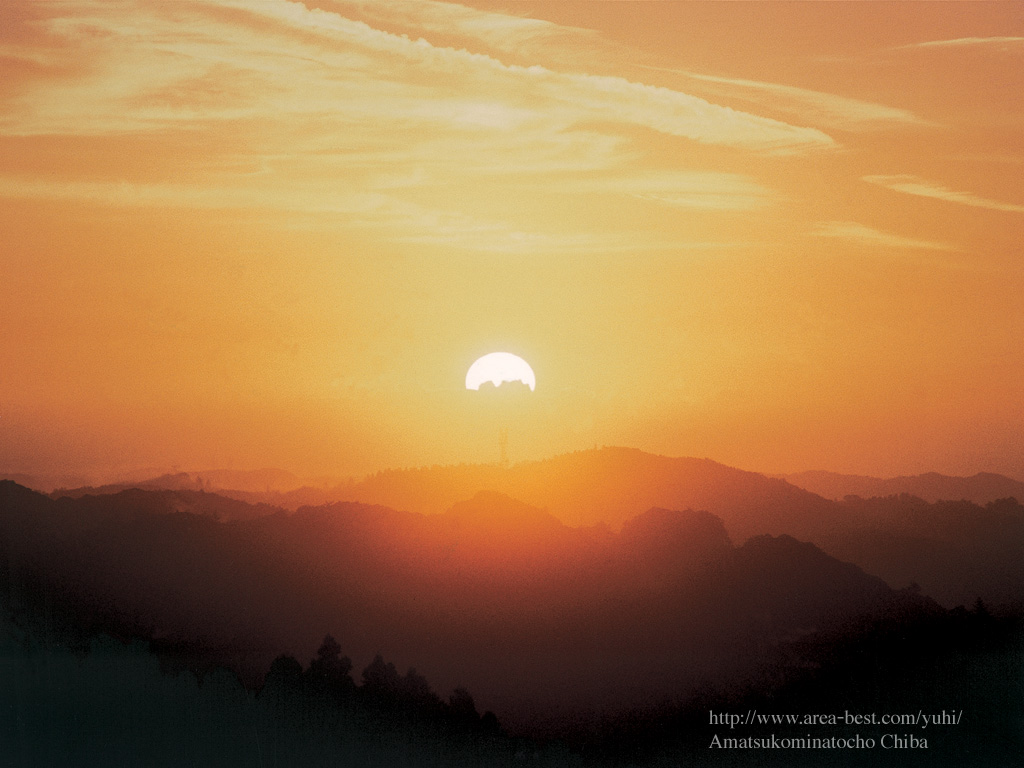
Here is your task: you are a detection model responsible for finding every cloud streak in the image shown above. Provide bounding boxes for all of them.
[896,36,1024,51]
[0,173,543,253]
[0,0,832,254]
[863,175,1024,214]
[1,0,831,153]
[0,174,721,255]
[669,70,927,130]
[813,221,953,252]
[320,0,602,57]
[226,0,833,152]
[585,171,773,211]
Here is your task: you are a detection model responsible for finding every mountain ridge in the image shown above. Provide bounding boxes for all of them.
[784,468,1024,505]
[15,447,1024,608]
[22,447,1024,519]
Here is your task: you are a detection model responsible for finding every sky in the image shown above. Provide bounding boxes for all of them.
[1,0,1022,482]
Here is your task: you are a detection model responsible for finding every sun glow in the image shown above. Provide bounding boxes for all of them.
[466,353,536,392]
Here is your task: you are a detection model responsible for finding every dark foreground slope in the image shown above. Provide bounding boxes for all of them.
[1,480,1020,766]
[3,604,1018,768]
[0,614,542,768]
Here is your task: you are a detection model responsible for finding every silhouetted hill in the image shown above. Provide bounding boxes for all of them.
[822,495,1024,607]
[53,452,1022,604]
[617,508,732,587]
[341,452,1024,608]
[20,437,1024,611]
[0,471,95,494]
[235,448,836,539]
[51,468,306,499]
[785,469,1024,505]
[0,481,945,736]
[25,445,1024,610]
[14,484,281,525]
[52,472,207,497]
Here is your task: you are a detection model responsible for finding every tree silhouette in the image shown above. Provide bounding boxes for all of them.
[448,686,480,726]
[306,634,354,700]
[973,597,990,619]
[361,653,400,694]
[399,667,437,708]
[267,654,303,681]
[261,653,304,705]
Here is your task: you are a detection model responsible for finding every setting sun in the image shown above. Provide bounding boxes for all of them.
[465,353,536,392]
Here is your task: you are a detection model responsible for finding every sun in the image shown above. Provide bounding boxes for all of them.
[466,352,536,392]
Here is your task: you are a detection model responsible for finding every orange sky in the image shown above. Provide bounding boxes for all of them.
[1,1,1022,482]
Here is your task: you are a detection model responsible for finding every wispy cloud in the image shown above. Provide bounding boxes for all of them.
[0,173,606,254]
[2,172,748,255]
[592,171,773,211]
[0,43,64,68]
[2,0,831,153]
[863,175,1024,214]
[0,0,849,257]
[230,0,832,152]
[665,70,927,130]
[814,221,953,251]
[322,0,602,57]
[896,36,1024,51]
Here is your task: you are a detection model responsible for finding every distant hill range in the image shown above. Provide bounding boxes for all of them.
[0,472,97,494]
[122,448,833,540]
[783,469,1024,505]
[3,468,308,497]
[13,447,1024,607]
[22,449,1023,519]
